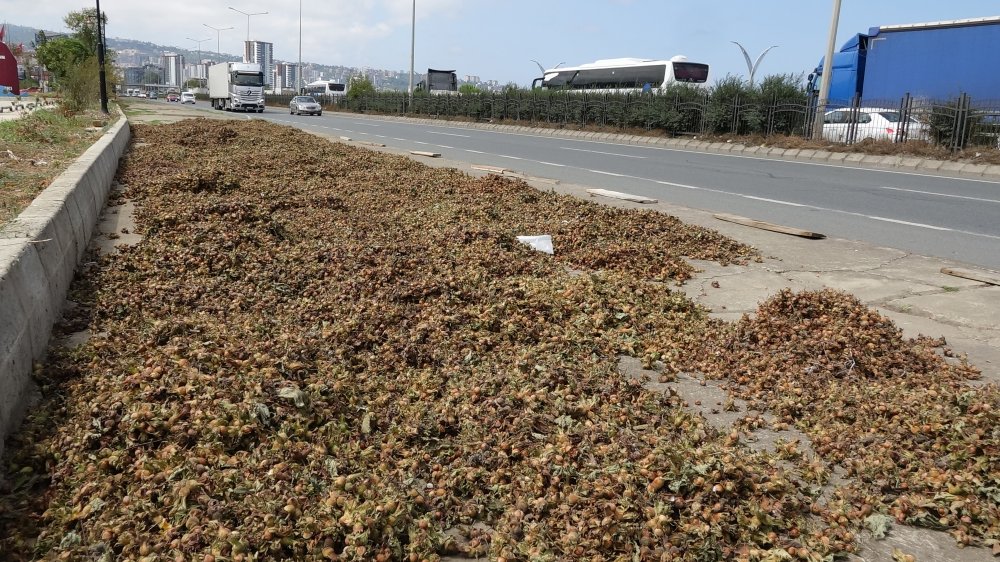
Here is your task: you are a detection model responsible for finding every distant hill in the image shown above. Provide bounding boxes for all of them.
[5,22,495,91]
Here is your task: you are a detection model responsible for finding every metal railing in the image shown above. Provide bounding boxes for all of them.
[267,92,1000,151]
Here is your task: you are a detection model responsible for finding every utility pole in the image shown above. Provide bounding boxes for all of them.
[297,0,302,94]
[95,0,108,114]
[408,0,415,103]
[812,0,843,140]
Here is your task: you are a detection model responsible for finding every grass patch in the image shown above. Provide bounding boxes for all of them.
[0,107,119,225]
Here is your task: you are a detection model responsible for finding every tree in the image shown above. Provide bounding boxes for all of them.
[63,8,107,55]
[35,37,90,83]
[459,84,481,95]
[347,75,375,100]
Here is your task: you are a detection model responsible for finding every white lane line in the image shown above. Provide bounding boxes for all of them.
[497,154,523,160]
[742,195,809,207]
[536,161,566,167]
[589,170,626,177]
[353,122,379,126]
[878,185,1000,204]
[436,145,454,149]
[601,170,1000,240]
[561,146,646,159]
[465,149,485,154]
[655,180,702,190]
[414,141,429,145]
[427,131,470,138]
[374,134,387,138]
[392,138,406,141]
[865,216,953,231]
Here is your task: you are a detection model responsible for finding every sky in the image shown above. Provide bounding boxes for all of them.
[4,0,999,86]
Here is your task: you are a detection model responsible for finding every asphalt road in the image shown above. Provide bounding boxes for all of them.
[152,99,1000,270]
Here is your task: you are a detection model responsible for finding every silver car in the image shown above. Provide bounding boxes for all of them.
[290,95,322,116]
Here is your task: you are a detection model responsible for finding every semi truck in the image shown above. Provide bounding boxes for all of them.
[208,62,266,112]
[415,69,458,94]
[809,16,1000,105]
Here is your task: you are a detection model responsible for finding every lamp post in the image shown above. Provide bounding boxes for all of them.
[731,41,778,87]
[203,23,234,59]
[229,6,268,42]
[297,0,302,94]
[812,0,843,139]
[408,0,415,103]
[186,36,210,63]
[95,0,108,114]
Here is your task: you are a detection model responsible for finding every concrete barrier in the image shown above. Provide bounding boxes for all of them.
[0,112,130,458]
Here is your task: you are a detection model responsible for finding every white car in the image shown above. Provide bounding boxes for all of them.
[180,92,196,104]
[823,107,930,143]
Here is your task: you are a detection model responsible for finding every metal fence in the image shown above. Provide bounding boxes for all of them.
[268,92,1000,151]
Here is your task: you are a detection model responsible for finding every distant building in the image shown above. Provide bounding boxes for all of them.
[464,75,480,84]
[274,62,300,91]
[162,53,184,87]
[244,40,274,89]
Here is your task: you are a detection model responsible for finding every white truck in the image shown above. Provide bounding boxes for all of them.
[208,62,266,113]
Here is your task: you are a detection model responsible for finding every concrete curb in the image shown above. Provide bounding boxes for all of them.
[0,112,130,458]
[346,113,1000,180]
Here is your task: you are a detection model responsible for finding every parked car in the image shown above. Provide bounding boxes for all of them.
[180,92,196,104]
[137,91,147,98]
[148,91,158,100]
[823,108,930,143]
[166,93,179,102]
[289,95,322,116]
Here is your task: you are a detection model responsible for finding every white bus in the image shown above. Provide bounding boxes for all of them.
[303,80,347,98]
[532,56,709,93]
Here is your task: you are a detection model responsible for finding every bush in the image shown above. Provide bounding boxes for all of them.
[59,55,101,114]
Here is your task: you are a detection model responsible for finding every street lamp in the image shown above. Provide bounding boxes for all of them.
[229,6,268,46]
[297,0,302,94]
[408,0,415,102]
[731,42,778,87]
[186,36,210,63]
[812,0,843,139]
[95,0,108,113]
[203,23,234,58]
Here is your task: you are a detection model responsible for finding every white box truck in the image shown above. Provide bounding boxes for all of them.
[208,62,265,113]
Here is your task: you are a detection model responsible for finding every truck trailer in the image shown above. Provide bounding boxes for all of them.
[415,69,458,94]
[208,62,266,112]
[809,16,1000,105]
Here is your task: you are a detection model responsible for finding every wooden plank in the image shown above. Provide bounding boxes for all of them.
[941,267,1000,286]
[471,165,507,174]
[713,213,826,239]
[586,189,658,204]
[410,151,441,158]
[357,141,386,147]
[338,136,352,141]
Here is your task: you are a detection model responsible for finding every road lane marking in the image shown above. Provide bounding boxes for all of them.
[561,147,646,159]
[536,161,566,167]
[465,149,485,154]
[392,138,406,141]
[742,195,809,207]
[589,170,626,177]
[436,145,454,149]
[878,186,1000,204]
[353,122,379,126]
[497,154,523,160]
[864,216,953,231]
[427,131,470,138]
[414,141,429,145]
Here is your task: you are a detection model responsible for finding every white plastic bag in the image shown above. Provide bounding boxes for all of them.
[516,235,554,255]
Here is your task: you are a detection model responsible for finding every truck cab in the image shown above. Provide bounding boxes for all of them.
[208,62,266,113]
